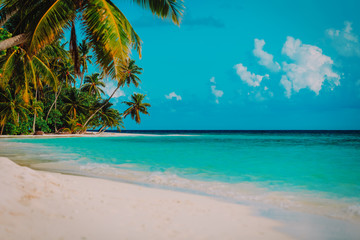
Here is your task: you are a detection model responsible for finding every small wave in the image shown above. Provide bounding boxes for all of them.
[42,162,360,223]
[7,157,360,224]
[347,205,360,217]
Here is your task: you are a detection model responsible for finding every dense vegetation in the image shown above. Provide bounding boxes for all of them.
[0,30,149,135]
[0,0,184,135]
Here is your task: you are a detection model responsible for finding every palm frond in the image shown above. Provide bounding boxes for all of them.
[27,0,75,56]
[82,0,141,81]
[0,48,17,88]
[32,55,58,91]
[132,0,185,25]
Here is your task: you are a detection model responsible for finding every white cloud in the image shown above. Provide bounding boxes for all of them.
[326,21,360,57]
[103,79,125,98]
[211,85,223,104]
[253,39,281,72]
[280,75,292,98]
[210,77,223,103]
[165,92,182,101]
[234,63,269,87]
[280,36,340,97]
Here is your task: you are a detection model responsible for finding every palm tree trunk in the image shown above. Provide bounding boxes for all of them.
[54,95,58,133]
[0,9,18,27]
[98,126,105,133]
[0,33,28,51]
[101,126,109,133]
[45,83,63,122]
[32,113,36,133]
[0,123,5,135]
[83,83,121,129]
[79,70,85,89]
[32,89,38,134]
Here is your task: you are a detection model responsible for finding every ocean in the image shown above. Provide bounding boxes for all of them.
[1,130,360,237]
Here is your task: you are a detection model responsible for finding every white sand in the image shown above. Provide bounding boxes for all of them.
[0,157,291,240]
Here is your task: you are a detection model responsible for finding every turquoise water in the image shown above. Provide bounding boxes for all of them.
[1,131,360,223]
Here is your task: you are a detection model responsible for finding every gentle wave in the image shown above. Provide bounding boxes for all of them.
[28,160,360,224]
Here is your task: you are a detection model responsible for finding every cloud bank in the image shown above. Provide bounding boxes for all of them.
[280,36,340,97]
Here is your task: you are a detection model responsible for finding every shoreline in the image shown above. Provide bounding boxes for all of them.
[0,157,292,240]
[0,132,152,138]
[0,132,198,139]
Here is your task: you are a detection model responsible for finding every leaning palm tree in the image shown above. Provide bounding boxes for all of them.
[61,88,88,120]
[81,73,105,97]
[78,39,92,88]
[0,87,29,135]
[0,0,184,82]
[122,93,150,124]
[96,101,124,133]
[121,59,142,87]
[82,59,142,128]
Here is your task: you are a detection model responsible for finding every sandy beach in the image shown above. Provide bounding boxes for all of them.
[0,157,291,240]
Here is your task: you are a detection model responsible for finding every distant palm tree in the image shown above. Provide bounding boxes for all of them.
[57,59,76,88]
[82,59,142,128]
[81,73,105,98]
[61,88,88,120]
[0,87,29,134]
[78,39,92,88]
[121,59,142,87]
[96,101,124,133]
[45,54,75,122]
[123,93,150,124]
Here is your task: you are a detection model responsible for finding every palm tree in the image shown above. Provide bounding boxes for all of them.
[96,101,124,133]
[0,87,29,135]
[81,73,105,97]
[29,97,43,133]
[78,39,92,88]
[122,93,150,124]
[0,0,184,82]
[82,59,142,128]
[61,88,88,120]
[121,59,142,87]
[0,46,57,104]
[45,54,75,122]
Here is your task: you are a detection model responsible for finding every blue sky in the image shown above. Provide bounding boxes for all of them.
[91,0,360,130]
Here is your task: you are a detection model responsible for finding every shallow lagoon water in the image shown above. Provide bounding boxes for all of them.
[1,131,360,238]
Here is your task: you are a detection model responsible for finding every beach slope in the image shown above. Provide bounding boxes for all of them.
[0,157,291,240]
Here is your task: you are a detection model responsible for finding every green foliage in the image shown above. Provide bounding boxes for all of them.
[0,0,176,134]
[3,120,31,135]
[81,73,105,97]
[123,93,151,124]
[0,28,11,56]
